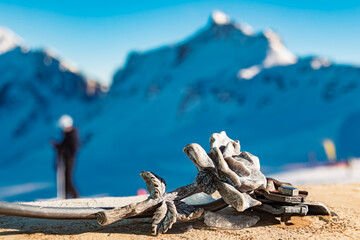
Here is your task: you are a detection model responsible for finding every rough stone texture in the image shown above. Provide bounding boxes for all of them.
[203,211,260,229]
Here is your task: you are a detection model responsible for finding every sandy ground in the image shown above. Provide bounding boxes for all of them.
[0,183,359,240]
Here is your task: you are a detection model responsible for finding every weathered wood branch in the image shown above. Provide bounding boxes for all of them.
[96,182,203,226]
[0,201,106,219]
[97,198,159,225]
[0,132,330,236]
[0,198,228,220]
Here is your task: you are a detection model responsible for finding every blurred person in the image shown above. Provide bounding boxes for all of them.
[323,139,337,165]
[51,115,80,199]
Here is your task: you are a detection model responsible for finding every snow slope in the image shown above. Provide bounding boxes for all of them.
[78,11,360,198]
[0,28,105,201]
[271,159,360,185]
[1,11,360,201]
[0,26,21,54]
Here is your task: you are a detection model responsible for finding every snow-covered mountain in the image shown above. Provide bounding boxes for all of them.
[1,11,360,201]
[0,27,104,200]
[0,26,21,54]
[82,11,360,196]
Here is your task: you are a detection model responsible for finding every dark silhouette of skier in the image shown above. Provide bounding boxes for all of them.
[51,115,80,199]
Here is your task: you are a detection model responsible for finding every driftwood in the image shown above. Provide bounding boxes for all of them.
[0,131,330,235]
[95,131,269,235]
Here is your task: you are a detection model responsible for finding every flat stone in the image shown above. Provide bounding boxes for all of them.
[203,211,260,230]
[183,192,216,205]
[305,201,331,215]
[279,186,299,196]
[254,204,308,215]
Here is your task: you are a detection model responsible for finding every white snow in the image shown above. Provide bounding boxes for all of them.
[0,26,22,54]
[44,49,79,73]
[271,159,360,185]
[238,65,261,79]
[59,60,79,73]
[263,30,297,68]
[310,57,331,70]
[237,22,254,36]
[211,10,230,25]
[0,182,52,199]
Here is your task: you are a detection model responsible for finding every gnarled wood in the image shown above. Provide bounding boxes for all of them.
[97,198,159,226]
[0,131,330,236]
[152,201,177,235]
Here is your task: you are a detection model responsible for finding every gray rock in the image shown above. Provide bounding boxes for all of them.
[203,211,260,230]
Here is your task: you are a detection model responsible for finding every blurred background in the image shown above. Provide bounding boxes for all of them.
[0,0,359,201]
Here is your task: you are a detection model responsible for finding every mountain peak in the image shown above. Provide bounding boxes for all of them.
[210,10,231,25]
[262,29,297,67]
[42,48,80,74]
[0,26,22,54]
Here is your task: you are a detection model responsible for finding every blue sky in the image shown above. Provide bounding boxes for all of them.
[0,0,359,86]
